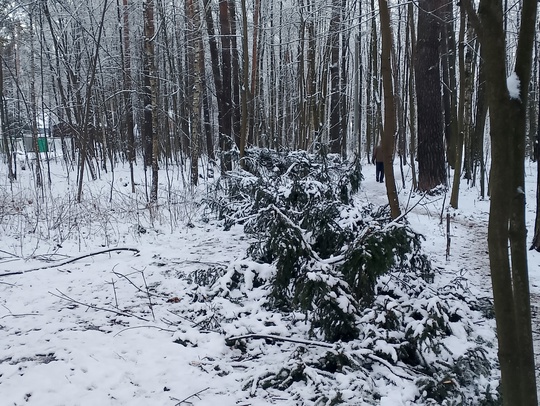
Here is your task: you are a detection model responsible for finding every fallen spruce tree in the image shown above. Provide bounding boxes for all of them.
[194,148,499,405]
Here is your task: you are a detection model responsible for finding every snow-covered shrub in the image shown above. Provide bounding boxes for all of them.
[201,148,499,404]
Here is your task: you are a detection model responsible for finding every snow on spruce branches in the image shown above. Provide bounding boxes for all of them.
[199,148,499,404]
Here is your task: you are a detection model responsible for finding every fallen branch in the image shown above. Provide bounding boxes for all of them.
[172,387,210,405]
[226,333,335,349]
[112,269,164,298]
[113,325,175,337]
[50,288,150,322]
[0,247,140,277]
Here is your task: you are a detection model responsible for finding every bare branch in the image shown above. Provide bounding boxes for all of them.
[0,248,140,277]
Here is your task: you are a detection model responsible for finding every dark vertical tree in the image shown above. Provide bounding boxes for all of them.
[239,0,249,165]
[143,0,159,201]
[218,0,233,171]
[0,41,15,181]
[441,1,458,168]
[407,1,418,190]
[29,9,43,190]
[186,0,203,185]
[415,0,446,191]
[328,0,342,154]
[120,0,136,193]
[378,0,400,219]
[462,0,539,404]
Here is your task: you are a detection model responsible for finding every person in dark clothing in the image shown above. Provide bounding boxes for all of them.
[372,144,384,183]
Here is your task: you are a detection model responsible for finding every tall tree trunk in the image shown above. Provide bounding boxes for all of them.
[218,0,233,171]
[450,10,469,209]
[378,0,400,219]
[121,0,136,193]
[29,11,43,190]
[462,1,539,404]
[339,0,348,157]
[415,0,446,191]
[306,0,318,144]
[441,1,458,168]
[239,0,249,165]
[407,1,418,190]
[472,57,487,197]
[229,1,241,149]
[248,0,260,146]
[144,0,159,202]
[328,0,341,154]
[187,0,203,185]
[0,45,15,181]
[532,36,540,250]
[203,0,225,160]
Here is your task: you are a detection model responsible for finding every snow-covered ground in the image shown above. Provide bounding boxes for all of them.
[0,157,538,405]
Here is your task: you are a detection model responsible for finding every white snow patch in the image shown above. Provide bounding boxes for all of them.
[507,72,521,100]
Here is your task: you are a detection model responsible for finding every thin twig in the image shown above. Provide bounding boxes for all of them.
[172,387,211,405]
[113,325,174,337]
[0,247,140,277]
[112,270,164,298]
[226,333,335,349]
[1,312,41,319]
[140,269,156,321]
[50,289,150,322]
[110,278,119,308]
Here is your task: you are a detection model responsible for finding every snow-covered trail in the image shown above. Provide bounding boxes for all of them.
[362,162,540,398]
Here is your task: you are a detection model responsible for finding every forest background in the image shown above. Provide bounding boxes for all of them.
[0,0,540,405]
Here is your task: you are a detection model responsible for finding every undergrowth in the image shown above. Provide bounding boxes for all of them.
[200,147,500,405]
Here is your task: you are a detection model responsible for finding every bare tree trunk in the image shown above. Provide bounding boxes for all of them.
[462,1,539,404]
[472,57,487,197]
[328,0,341,154]
[415,0,446,191]
[441,1,458,168]
[450,10,469,209]
[144,0,159,202]
[306,0,318,145]
[248,0,260,146]
[29,11,43,190]
[187,0,203,185]
[0,45,15,181]
[120,0,136,193]
[378,0,400,219]
[229,1,241,150]
[218,0,233,171]
[239,0,249,165]
[531,37,540,250]
[407,1,417,190]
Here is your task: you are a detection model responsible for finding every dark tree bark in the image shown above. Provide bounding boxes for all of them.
[407,1,417,190]
[218,0,233,171]
[186,0,203,185]
[0,45,15,181]
[203,0,224,158]
[441,1,458,168]
[120,0,135,193]
[228,1,241,149]
[328,0,342,154]
[144,0,159,201]
[378,0,400,219]
[415,0,446,191]
[239,0,249,165]
[462,1,538,405]
[472,57,487,197]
